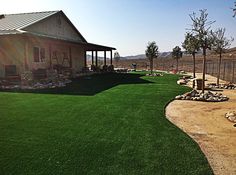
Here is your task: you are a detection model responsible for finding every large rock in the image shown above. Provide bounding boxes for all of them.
[225,111,236,123]
[177,79,187,85]
[175,95,183,100]
[175,90,229,102]
[207,83,236,90]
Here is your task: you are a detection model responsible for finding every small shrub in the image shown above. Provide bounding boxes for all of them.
[102,65,108,72]
[91,65,101,72]
[108,65,114,72]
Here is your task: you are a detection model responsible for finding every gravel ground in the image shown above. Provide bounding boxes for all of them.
[166,73,236,175]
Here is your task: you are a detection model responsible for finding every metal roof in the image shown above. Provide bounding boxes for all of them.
[25,32,116,51]
[0,10,116,50]
[0,11,59,33]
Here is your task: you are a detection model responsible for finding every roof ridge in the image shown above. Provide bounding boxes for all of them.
[18,11,60,30]
[3,10,60,16]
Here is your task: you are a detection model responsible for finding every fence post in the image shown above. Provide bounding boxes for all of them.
[232,62,235,83]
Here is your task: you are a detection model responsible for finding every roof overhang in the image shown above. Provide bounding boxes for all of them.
[0,32,116,51]
[25,32,116,51]
[82,42,116,51]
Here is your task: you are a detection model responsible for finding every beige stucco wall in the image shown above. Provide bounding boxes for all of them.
[23,12,84,42]
[0,34,85,78]
[0,35,25,77]
[26,36,85,75]
[71,45,85,74]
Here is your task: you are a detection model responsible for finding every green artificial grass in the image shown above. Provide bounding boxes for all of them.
[0,73,213,175]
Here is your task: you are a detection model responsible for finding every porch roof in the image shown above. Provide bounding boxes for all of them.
[25,32,116,51]
[82,42,116,51]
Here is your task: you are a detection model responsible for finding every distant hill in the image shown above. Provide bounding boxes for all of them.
[159,52,172,58]
[86,47,236,61]
[121,54,145,60]
[122,52,172,60]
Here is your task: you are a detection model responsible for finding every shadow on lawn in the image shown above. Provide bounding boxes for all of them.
[0,73,152,96]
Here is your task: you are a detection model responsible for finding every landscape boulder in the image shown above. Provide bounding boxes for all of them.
[177,79,187,85]
[208,83,236,90]
[225,111,236,123]
[146,73,163,77]
[0,77,72,90]
[175,90,229,102]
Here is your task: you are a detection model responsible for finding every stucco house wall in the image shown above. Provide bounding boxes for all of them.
[0,34,85,78]
[0,35,25,77]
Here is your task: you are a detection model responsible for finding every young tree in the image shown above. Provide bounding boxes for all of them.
[211,28,234,86]
[189,9,215,93]
[145,41,159,74]
[182,33,200,88]
[114,51,120,67]
[172,46,183,72]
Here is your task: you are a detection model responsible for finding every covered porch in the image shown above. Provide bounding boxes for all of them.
[82,42,116,69]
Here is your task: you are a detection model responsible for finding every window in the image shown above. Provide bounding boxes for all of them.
[5,65,17,76]
[40,48,45,62]
[33,47,40,62]
[34,47,46,62]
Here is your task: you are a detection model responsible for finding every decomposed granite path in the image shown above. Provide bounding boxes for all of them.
[166,73,236,175]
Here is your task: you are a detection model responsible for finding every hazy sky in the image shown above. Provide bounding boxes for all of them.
[1,0,236,56]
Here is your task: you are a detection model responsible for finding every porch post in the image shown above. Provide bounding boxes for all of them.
[84,51,87,67]
[95,51,98,67]
[92,51,94,65]
[110,50,113,65]
[49,44,52,69]
[24,41,29,70]
[104,51,106,66]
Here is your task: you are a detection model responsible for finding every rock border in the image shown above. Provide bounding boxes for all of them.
[175,90,229,102]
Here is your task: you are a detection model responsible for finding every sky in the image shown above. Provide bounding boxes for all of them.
[0,0,236,56]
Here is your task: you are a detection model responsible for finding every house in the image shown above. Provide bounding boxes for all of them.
[0,10,116,80]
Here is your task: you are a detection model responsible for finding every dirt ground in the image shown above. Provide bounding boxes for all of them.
[166,73,236,175]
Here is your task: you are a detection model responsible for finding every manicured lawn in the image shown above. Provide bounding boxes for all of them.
[0,73,213,175]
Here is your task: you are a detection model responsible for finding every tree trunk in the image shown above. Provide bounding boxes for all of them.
[202,48,206,93]
[217,52,222,86]
[176,59,179,72]
[150,58,153,74]
[192,53,196,88]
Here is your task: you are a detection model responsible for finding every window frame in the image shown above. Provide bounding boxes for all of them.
[33,46,46,63]
[33,46,40,62]
[40,48,46,62]
[5,65,17,76]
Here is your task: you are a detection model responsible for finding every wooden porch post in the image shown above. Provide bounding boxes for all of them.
[110,50,113,65]
[49,44,52,69]
[95,51,98,67]
[84,51,87,67]
[24,40,29,71]
[92,51,94,65]
[104,51,106,66]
